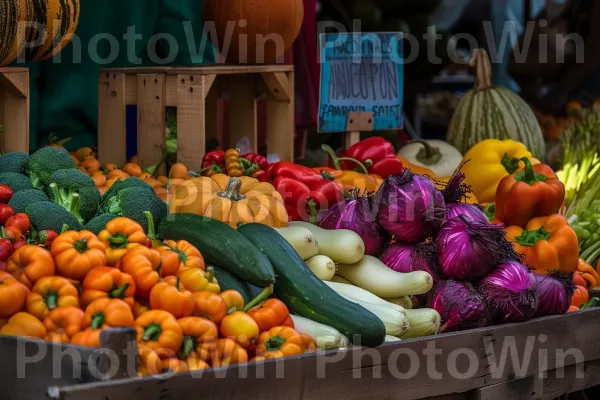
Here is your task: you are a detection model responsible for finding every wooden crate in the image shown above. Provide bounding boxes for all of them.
[44,309,600,400]
[0,67,30,153]
[98,65,295,173]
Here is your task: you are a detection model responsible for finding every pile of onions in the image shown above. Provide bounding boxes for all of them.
[427,280,493,333]
[436,215,521,280]
[319,191,390,256]
[533,273,575,317]
[380,242,442,284]
[440,171,489,224]
[480,261,538,323]
[375,169,446,243]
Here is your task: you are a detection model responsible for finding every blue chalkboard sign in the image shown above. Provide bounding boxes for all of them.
[318,32,404,133]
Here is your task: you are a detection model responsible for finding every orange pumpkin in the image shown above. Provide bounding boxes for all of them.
[204,0,303,64]
[169,174,288,228]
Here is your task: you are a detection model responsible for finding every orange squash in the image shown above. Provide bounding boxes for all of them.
[204,0,303,64]
[170,174,288,228]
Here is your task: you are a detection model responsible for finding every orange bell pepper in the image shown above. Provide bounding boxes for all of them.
[6,245,55,288]
[577,259,600,288]
[504,214,579,274]
[80,266,137,308]
[43,306,85,343]
[178,266,220,294]
[83,298,135,330]
[71,328,102,347]
[163,240,205,271]
[137,345,164,376]
[300,333,317,352]
[255,326,305,358]
[0,275,29,318]
[397,156,437,177]
[571,285,589,308]
[51,231,107,280]
[314,167,381,196]
[247,298,293,333]
[161,358,189,373]
[574,272,589,288]
[133,301,150,318]
[120,246,169,299]
[136,310,183,353]
[176,316,219,359]
[149,276,194,318]
[26,276,79,320]
[200,338,248,367]
[98,218,148,265]
[220,290,245,312]
[184,356,210,371]
[219,311,259,349]
[0,312,47,338]
[191,291,227,324]
[495,158,565,227]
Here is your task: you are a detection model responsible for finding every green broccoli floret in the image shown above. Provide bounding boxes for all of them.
[48,183,101,224]
[25,201,82,232]
[83,213,118,235]
[0,172,34,192]
[48,168,95,189]
[8,189,49,213]
[78,186,101,222]
[0,152,30,174]
[26,147,76,188]
[103,187,167,232]
[100,177,154,211]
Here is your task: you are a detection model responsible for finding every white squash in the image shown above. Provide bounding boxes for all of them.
[397,139,463,177]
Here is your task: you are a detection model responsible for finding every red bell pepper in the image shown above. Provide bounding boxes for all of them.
[341,137,404,178]
[267,162,343,221]
[241,153,268,171]
[240,153,269,182]
[201,150,225,176]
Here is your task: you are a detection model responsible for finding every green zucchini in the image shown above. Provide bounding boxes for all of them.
[211,264,254,304]
[157,214,275,286]
[237,223,386,347]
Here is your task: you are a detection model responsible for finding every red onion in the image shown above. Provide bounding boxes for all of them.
[441,171,488,224]
[532,273,575,317]
[319,191,390,256]
[427,280,493,333]
[446,203,489,224]
[380,242,442,284]
[436,215,521,280]
[480,261,538,323]
[375,169,446,243]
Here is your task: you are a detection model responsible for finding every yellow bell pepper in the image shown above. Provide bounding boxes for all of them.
[460,139,540,203]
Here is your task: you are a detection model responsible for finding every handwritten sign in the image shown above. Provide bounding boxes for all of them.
[318,32,404,133]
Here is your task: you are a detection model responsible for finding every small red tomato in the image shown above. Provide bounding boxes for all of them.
[38,230,58,247]
[0,185,13,204]
[0,204,15,225]
[5,213,30,234]
[0,238,13,261]
[12,238,26,250]
[3,226,21,241]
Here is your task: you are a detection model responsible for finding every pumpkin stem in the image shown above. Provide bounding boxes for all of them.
[91,312,105,330]
[469,48,493,91]
[243,284,274,312]
[321,144,369,174]
[409,140,443,166]
[217,177,245,201]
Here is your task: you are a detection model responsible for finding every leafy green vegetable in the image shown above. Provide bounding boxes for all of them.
[26,147,76,188]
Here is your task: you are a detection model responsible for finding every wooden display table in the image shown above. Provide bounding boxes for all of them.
[98,65,295,173]
[0,67,29,153]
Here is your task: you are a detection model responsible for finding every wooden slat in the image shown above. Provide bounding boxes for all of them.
[265,71,294,161]
[0,70,28,98]
[101,65,293,75]
[205,77,220,145]
[52,309,600,400]
[226,75,258,151]
[98,72,127,165]
[136,74,166,175]
[1,70,30,153]
[176,74,205,171]
[260,71,290,101]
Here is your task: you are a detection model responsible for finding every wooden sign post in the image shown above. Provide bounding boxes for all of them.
[318,32,404,148]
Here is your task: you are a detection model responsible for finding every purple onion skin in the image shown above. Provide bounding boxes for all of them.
[533,273,574,317]
[445,203,489,224]
[427,280,493,333]
[376,172,446,243]
[319,196,390,256]
[380,242,442,284]
[480,261,538,324]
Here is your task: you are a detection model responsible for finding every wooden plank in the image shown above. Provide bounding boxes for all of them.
[205,77,220,145]
[136,74,166,175]
[475,358,600,400]
[265,71,294,161]
[98,72,127,166]
[226,75,258,151]
[176,74,205,171]
[52,309,600,400]
[0,69,29,153]
[101,65,294,75]
[0,70,28,98]
[260,72,290,101]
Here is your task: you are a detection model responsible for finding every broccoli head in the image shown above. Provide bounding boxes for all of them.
[0,152,30,174]
[100,177,155,211]
[48,183,101,224]
[104,187,167,232]
[0,172,34,192]
[8,189,49,213]
[26,147,76,188]
[83,213,118,235]
[78,186,101,222]
[48,168,95,190]
[25,201,82,233]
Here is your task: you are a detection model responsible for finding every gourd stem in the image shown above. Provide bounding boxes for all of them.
[469,48,492,91]
[321,145,369,174]
[243,285,274,312]
[409,140,442,165]
[217,177,245,201]
[109,283,130,299]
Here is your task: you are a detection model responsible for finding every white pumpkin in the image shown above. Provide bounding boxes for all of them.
[397,140,463,178]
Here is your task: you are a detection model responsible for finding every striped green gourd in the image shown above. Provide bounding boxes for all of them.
[0,0,33,66]
[447,48,546,160]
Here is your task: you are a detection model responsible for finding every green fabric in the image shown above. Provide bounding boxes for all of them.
[23,1,215,151]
